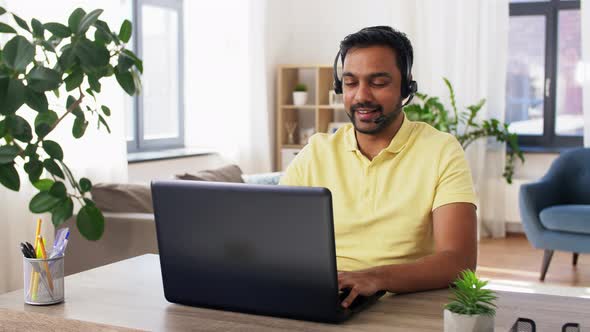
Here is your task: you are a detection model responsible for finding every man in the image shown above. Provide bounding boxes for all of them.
[279,26,477,308]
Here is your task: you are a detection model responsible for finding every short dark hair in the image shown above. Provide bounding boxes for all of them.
[339,26,414,86]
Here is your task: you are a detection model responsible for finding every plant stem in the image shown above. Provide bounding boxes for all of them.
[38,86,85,145]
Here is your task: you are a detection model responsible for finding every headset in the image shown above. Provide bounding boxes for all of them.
[332,27,418,108]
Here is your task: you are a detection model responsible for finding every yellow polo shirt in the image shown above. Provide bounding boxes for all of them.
[279,112,476,271]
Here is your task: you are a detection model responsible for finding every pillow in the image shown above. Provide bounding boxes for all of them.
[91,183,153,213]
[242,172,283,185]
[175,164,244,183]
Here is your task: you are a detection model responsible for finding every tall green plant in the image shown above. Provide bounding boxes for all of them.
[405,78,524,183]
[0,7,142,240]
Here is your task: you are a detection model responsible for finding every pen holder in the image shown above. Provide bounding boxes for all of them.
[23,255,65,305]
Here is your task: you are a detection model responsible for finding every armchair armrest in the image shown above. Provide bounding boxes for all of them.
[519,179,562,245]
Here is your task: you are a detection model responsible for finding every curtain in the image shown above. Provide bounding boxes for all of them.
[0,0,131,294]
[183,0,272,174]
[391,0,510,238]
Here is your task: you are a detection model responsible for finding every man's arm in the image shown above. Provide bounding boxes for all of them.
[338,202,477,308]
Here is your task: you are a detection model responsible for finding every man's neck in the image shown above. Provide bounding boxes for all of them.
[355,113,404,161]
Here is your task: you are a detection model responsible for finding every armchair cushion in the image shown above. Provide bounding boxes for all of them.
[539,204,590,235]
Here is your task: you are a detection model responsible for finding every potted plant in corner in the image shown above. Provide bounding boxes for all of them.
[0,6,142,241]
[444,270,498,332]
[405,78,524,184]
[293,83,307,106]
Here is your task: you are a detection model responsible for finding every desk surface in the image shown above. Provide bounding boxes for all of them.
[0,254,588,331]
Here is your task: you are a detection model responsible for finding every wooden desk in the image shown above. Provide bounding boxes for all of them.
[0,254,588,331]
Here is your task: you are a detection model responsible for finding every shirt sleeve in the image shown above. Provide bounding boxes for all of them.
[432,136,477,211]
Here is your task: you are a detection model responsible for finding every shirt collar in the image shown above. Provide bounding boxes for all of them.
[344,112,414,154]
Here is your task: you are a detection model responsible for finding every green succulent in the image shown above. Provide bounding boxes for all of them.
[445,270,498,316]
[294,83,307,92]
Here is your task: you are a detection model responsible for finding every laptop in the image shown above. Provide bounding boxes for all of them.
[151,180,385,323]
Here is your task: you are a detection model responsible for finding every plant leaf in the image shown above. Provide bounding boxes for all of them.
[34,110,58,137]
[24,88,49,113]
[3,35,34,72]
[72,116,88,138]
[0,7,6,16]
[0,145,19,164]
[115,67,135,96]
[7,115,33,142]
[51,197,74,226]
[44,22,71,38]
[77,9,103,34]
[27,66,62,92]
[43,158,64,179]
[24,158,43,182]
[0,22,17,34]
[76,204,104,241]
[29,191,61,213]
[75,38,110,69]
[33,178,54,191]
[58,45,76,71]
[98,114,111,133]
[100,105,111,116]
[122,49,143,73]
[31,18,44,38]
[42,140,64,160]
[0,163,20,191]
[118,19,132,43]
[68,8,86,33]
[79,177,92,192]
[12,13,29,32]
[49,181,67,199]
[0,78,26,115]
[64,67,84,91]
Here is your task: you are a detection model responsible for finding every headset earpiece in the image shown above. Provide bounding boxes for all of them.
[333,51,343,94]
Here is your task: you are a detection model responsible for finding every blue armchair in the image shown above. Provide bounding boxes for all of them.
[519,147,590,281]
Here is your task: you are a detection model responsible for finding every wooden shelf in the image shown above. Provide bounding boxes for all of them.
[282,144,305,149]
[280,105,316,110]
[318,104,345,109]
[276,65,335,171]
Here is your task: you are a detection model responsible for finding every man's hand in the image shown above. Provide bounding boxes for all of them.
[337,269,382,308]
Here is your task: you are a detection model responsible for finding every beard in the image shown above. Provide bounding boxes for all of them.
[346,100,403,135]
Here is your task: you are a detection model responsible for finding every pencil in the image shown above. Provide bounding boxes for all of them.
[30,218,42,300]
[38,236,54,292]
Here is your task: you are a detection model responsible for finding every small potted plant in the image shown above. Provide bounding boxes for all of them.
[293,83,308,106]
[444,270,497,332]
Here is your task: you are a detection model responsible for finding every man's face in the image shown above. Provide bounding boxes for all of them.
[342,46,403,135]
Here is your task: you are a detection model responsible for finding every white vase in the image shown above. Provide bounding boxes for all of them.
[444,309,494,332]
[293,92,307,106]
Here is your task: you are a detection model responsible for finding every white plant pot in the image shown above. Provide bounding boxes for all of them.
[444,309,494,332]
[293,92,308,106]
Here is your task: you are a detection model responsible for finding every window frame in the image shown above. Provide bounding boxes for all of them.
[509,0,582,149]
[127,0,185,153]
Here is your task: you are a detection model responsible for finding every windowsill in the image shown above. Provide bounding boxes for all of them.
[127,147,217,163]
[510,145,573,154]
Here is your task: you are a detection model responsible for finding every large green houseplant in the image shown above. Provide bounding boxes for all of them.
[0,7,142,240]
[405,78,524,184]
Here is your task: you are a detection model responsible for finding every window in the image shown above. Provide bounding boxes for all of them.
[127,0,184,152]
[506,0,582,149]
